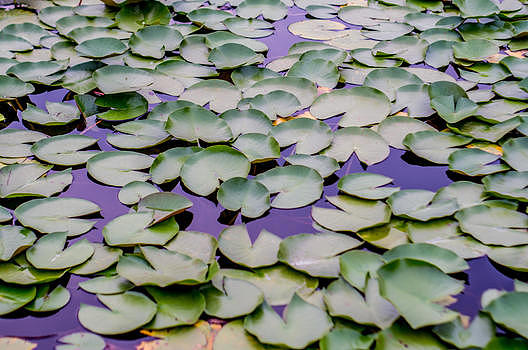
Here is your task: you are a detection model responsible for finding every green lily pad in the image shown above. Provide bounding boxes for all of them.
[376,322,448,350]
[215,265,318,305]
[180,145,250,196]
[118,181,159,206]
[244,77,317,109]
[503,137,528,171]
[7,60,67,85]
[75,37,127,58]
[136,192,193,224]
[31,135,99,166]
[278,232,361,278]
[0,75,34,99]
[377,116,435,150]
[217,177,270,218]
[310,87,391,127]
[0,255,67,285]
[213,320,271,350]
[233,133,280,163]
[448,148,509,176]
[21,102,79,126]
[383,243,468,273]
[272,118,332,154]
[15,197,100,236]
[453,0,499,17]
[378,259,464,328]
[78,291,157,335]
[95,92,148,121]
[26,232,94,270]
[93,65,153,94]
[285,154,338,178]
[79,275,133,295]
[485,292,528,338]
[313,195,391,232]
[70,243,122,275]
[115,1,170,32]
[0,163,72,198]
[149,146,202,184]
[129,25,182,59]
[218,225,280,268]
[237,0,288,20]
[203,277,264,318]
[403,130,472,164]
[244,293,333,349]
[0,225,36,261]
[483,171,528,202]
[433,313,494,349]
[339,250,385,291]
[447,117,521,143]
[25,284,70,312]
[224,17,274,39]
[179,80,241,113]
[363,68,422,101]
[388,189,459,221]
[324,278,399,329]
[145,286,204,329]
[456,205,528,246]
[0,283,35,315]
[165,106,233,143]
[322,127,389,164]
[208,43,264,70]
[238,90,301,120]
[255,165,323,209]
[103,212,179,246]
[338,173,399,200]
[87,151,153,187]
[0,130,45,158]
[56,332,105,350]
[108,120,170,149]
[164,230,218,264]
[116,246,208,287]
[287,58,339,88]
[488,245,528,272]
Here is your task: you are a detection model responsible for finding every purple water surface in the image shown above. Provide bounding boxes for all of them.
[0,6,517,349]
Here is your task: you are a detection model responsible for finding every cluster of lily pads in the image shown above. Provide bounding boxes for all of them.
[0,0,527,348]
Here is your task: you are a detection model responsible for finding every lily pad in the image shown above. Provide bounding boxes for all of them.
[31,135,99,166]
[78,291,157,335]
[278,232,362,278]
[378,259,464,328]
[217,177,270,218]
[244,293,333,349]
[116,246,208,287]
[0,283,35,315]
[203,277,264,318]
[485,292,528,338]
[0,225,36,261]
[87,151,153,187]
[25,284,70,312]
[15,197,100,236]
[0,163,72,198]
[312,195,391,232]
[338,173,399,200]
[165,106,233,143]
[255,165,323,209]
[180,145,250,196]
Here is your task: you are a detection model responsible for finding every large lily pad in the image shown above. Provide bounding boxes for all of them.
[15,197,100,236]
[0,163,72,198]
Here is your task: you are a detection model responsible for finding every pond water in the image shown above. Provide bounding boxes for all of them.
[0,1,525,349]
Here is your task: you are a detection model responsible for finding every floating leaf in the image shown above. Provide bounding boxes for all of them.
[208,43,264,70]
[15,197,100,237]
[378,259,464,328]
[483,171,528,202]
[255,165,323,209]
[116,246,208,287]
[278,232,361,278]
[272,118,332,154]
[244,293,333,349]
[338,173,399,200]
[149,147,201,184]
[339,250,385,291]
[448,148,509,176]
[403,130,472,164]
[503,137,528,171]
[79,275,133,295]
[25,284,70,312]
[0,226,36,261]
[179,79,241,113]
[129,25,182,59]
[203,277,264,318]
[70,243,122,275]
[95,92,148,121]
[217,177,270,218]
[78,291,157,335]
[87,151,153,187]
[0,283,35,315]
[310,87,391,127]
[165,106,233,143]
[388,189,459,221]
[455,205,528,246]
[26,232,94,270]
[324,278,399,329]
[0,163,72,198]
[313,195,391,232]
[145,286,205,330]
[218,225,280,268]
[31,135,99,166]
[56,332,105,350]
[103,212,179,246]
[485,292,528,338]
[383,243,468,273]
[181,145,250,196]
[137,192,193,224]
